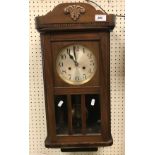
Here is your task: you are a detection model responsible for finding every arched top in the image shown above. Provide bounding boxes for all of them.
[35,3,115,32]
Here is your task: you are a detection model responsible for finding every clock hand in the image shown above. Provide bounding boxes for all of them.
[67,49,74,60]
[73,46,77,61]
[73,46,78,66]
[67,48,78,66]
[69,52,74,60]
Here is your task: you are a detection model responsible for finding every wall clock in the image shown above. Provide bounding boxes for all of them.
[35,3,115,152]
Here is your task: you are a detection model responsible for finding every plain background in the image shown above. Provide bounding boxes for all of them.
[0,0,155,155]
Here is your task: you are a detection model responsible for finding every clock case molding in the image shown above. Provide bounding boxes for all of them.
[35,3,115,150]
[36,3,115,31]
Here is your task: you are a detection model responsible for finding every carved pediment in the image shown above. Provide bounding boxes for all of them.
[64,5,86,21]
[35,3,115,32]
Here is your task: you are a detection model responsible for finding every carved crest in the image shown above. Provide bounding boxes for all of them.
[64,5,86,21]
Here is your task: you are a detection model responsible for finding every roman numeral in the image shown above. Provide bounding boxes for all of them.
[75,76,80,81]
[60,54,66,60]
[87,53,92,59]
[88,68,92,73]
[62,70,66,74]
[59,62,63,67]
[83,74,86,79]
[67,48,70,54]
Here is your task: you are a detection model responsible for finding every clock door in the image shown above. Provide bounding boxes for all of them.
[51,36,101,135]
[45,32,110,147]
[54,94,101,135]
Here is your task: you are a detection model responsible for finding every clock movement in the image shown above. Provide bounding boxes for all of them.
[35,2,115,151]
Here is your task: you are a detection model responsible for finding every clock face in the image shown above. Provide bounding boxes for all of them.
[56,44,97,85]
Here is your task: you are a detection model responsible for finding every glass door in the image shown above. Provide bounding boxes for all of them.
[54,94,101,135]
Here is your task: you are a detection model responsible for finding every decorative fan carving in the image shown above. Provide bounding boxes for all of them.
[64,5,86,21]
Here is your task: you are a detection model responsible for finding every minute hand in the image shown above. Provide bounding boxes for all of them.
[73,46,78,66]
[73,46,77,61]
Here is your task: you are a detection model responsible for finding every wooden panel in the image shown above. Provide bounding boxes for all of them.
[99,32,112,140]
[81,94,86,134]
[57,135,102,143]
[54,86,100,95]
[51,32,100,41]
[46,135,113,148]
[41,34,57,142]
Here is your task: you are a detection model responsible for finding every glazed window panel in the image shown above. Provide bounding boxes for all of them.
[85,94,101,134]
[54,95,68,135]
[71,95,82,134]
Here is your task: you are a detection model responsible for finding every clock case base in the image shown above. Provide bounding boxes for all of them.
[45,136,113,148]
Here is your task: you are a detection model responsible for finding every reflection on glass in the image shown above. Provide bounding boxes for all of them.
[85,94,101,133]
[71,95,82,134]
[54,95,68,134]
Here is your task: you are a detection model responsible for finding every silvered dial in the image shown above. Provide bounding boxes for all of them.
[56,44,97,85]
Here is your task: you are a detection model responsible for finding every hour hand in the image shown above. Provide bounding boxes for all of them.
[67,49,74,59]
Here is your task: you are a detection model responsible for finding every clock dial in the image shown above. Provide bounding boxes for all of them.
[56,44,97,85]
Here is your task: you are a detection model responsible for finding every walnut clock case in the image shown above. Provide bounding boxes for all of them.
[35,3,115,151]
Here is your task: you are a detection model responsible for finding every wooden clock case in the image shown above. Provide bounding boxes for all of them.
[35,3,115,151]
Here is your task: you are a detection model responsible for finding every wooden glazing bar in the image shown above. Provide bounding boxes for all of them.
[67,95,73,134]
[81,94,86,134]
